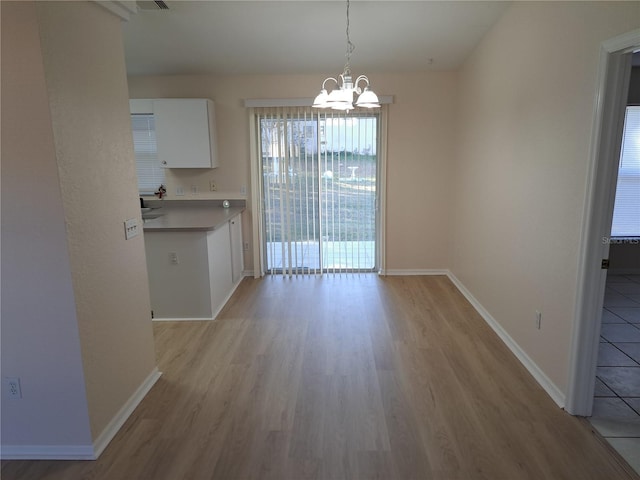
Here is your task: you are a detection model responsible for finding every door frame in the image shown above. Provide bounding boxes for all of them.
[248,104,388,277]
[566,29,639,416]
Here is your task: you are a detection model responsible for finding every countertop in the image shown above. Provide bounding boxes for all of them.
[142,200,244,232]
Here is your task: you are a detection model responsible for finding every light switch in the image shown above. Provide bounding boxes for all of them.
[124,218,139,240]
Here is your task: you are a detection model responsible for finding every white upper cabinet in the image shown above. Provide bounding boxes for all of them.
[129,98,154,114]
[133,98,219,169]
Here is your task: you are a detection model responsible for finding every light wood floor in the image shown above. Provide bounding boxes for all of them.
[2,275,637,480]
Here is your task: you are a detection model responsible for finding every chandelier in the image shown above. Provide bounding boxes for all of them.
[312,0,380,112]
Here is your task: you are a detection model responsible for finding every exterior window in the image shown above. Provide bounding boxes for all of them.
[611,106,640,237]
[131,114,164,195]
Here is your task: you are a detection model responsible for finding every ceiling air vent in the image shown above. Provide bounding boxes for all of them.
[137,1,169,10]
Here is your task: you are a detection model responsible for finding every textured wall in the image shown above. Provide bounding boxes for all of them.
[35,2,158,441]
[1,1,93,449]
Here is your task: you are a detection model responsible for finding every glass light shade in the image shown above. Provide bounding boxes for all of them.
[355,88,380,108]
[326,88,346,103]
[312,89,329,108]
[331,102,352,111]
[326,88,353,111]
[340,88,355,103]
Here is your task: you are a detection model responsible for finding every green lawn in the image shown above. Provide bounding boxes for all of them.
[262,153,377,242]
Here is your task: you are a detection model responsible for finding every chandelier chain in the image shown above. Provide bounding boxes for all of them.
[345,0,355,71]
[312,0,380,111]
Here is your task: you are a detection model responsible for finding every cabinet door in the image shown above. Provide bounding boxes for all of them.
[205,100,219,168]
[207,222,233,313]
[229,216,244,284]
[144,231,212,319]
[129,99,154,114]
[154,99,214,168]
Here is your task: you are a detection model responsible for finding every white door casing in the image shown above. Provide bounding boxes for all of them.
[566,29,639,416]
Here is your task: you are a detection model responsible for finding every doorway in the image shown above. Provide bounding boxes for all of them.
[255,107,381,275]
[567,31,640,417]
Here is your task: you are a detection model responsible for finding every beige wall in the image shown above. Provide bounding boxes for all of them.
[35,2,158,441]
[128,71,458,272]
[4,1,636,454]
[1,0,158,452]
[1,1,93,449]
[451,1,640,394]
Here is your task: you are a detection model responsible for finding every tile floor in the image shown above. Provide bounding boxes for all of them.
[590,273,640,474]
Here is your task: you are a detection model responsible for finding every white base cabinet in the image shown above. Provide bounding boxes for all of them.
[206,223,233,316]
[229,216,244,284]
[144,216,243,320]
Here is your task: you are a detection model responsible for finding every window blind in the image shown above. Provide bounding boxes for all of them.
[611,106,640,237]
[255,106,379,275]
[131,114,164,195]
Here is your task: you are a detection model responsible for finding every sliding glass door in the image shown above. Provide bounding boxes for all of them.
[256,107,379,275]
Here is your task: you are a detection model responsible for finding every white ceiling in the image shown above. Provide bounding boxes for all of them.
[122,1,510,76]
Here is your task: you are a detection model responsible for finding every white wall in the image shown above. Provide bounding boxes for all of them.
[451,1,640,396]
[1,1,93,451]
[1,1,158,456]
[128,71,458,273]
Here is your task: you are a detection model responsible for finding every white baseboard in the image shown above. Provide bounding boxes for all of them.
[364,268,565,407]
[1,368,162,461]
[92,367,162,459]
[0,444,95,461]
[383,269,449,276]
[152,317,214,322]
[446,271,566,409]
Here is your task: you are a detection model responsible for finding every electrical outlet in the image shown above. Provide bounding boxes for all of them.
[243,241,250,251]
[240,185,247,195]
[191,185,198,195]
[5,377,22,399]
[169,252,179,265]
[176,186,185,196]
[210,180,217,192]
[535,310,542,330]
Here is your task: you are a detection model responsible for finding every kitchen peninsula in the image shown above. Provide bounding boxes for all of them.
[142,200,245,320]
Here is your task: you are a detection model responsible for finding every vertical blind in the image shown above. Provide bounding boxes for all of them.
[256,106,379,275]
[131,114,165,195]
[611,106,640,237]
